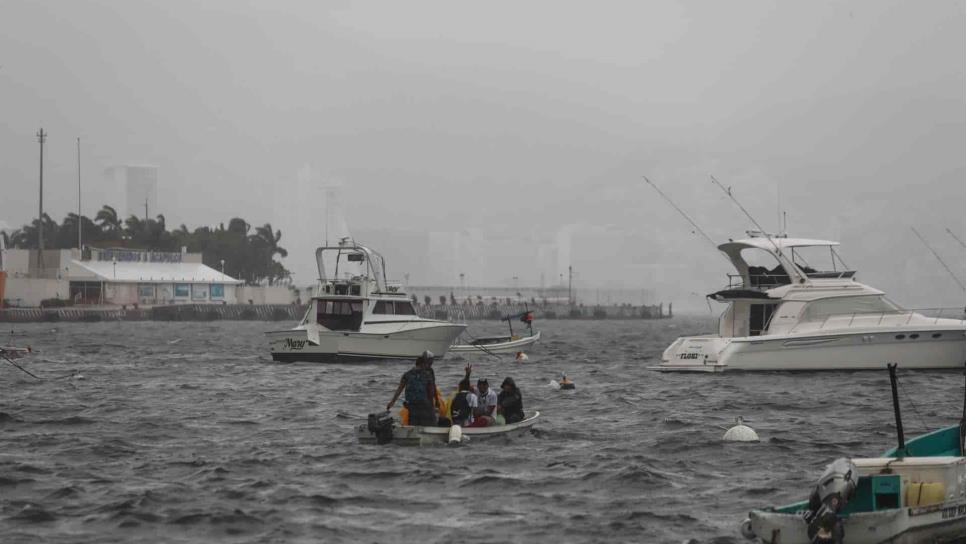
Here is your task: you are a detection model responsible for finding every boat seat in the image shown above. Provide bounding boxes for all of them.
[905,482,946,507]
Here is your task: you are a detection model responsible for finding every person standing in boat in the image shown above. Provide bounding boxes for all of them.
[497,377,525,424]
[386,353,437,426]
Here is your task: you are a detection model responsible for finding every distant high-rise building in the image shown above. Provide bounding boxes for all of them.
[104,165,159,220]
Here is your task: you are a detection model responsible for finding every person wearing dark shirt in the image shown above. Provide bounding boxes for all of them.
[386,352,436,426]
[497,376,525,424]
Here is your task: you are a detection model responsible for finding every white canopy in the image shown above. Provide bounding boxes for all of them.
[69,260,242,284]
[718,237,839,253]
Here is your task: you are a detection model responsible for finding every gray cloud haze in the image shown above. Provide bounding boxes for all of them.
[3,1,966,310]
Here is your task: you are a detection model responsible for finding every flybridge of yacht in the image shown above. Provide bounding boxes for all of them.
[315,241,401,297]
[716,232,855,293]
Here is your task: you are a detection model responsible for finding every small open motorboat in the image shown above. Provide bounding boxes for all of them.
[357,411,540,446]
[741,365,966,544]
[449,308,541,355]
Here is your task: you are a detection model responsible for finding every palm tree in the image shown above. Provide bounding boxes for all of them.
[95,205,122,238]
[254,223,288,259]
[124,215,145,242]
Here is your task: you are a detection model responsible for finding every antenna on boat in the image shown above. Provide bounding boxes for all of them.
[911,227,966,293]
[642,176,720,252]
[888,363,906,457]
[710,175,786,258]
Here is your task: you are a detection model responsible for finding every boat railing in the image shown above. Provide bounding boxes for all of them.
[726,273,792,290]
[786,307,966,334]
[726,270,855,290]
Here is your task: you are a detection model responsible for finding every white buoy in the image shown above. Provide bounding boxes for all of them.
[448,424,463,445]
[722,416,759,442]
[515,351,528,362]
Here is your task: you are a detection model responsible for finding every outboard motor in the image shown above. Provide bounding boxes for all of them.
[805,458,857,544]
[366,411,395,445]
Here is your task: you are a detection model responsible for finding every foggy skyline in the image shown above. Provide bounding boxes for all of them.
[3,1,966,310]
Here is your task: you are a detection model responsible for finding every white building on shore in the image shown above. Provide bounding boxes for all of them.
[2,247,246,307]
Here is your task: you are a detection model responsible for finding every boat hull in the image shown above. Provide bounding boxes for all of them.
[266,321,466,363]
[748,503,966,544]
[449,331,541,354]
[653,326,966,372]
[357,412,540,446]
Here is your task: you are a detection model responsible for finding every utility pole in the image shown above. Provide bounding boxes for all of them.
[568,265,573,306]
[36,128,47,273]
[144,197,149,223]
[77,137,82,249]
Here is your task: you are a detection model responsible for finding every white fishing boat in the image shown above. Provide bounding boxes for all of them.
[449,308,541,355]
[741,365,966,544]
[357,411,540,446]
[266,240,466,363]
[651,232,966,372]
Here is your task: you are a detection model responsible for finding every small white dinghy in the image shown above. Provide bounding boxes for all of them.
[358,411,540,446]
[449,308,541,355]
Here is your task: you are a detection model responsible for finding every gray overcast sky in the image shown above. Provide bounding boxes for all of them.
[2,1,966,309]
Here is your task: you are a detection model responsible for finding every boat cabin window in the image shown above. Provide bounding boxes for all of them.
[800,295,899,322]
[331,283,362,296]
[373,301,416,316]
[317,299,364,331]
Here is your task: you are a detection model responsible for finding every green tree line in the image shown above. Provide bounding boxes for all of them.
[0,205,290,286]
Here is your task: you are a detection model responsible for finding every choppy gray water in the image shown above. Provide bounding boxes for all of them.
[2,318,964,543]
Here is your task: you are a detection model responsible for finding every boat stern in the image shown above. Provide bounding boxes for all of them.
[648,335,730,372]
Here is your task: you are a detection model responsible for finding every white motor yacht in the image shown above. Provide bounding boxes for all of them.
[652,232,966,372]
[266,240,466,363]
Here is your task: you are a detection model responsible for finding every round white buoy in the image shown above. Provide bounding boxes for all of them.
[448,424,463,445]
[722,416,759,442]
[515,351,529,362]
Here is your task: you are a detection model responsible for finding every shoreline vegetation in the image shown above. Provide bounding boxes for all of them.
[1,205,290,286]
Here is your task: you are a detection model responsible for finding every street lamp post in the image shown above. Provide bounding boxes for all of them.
[112,256,117,279]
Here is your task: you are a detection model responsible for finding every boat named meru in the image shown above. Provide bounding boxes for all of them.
[652,232,966,372]
[266,240,466,363]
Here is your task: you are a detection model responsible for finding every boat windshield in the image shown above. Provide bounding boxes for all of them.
[788,245,855,279]
[739,248,791,288]
[799,295,900,322]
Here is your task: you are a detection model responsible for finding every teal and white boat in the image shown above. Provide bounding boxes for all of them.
[742,365,966,544]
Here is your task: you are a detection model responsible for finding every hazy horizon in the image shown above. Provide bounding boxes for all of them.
[3,1,966,310]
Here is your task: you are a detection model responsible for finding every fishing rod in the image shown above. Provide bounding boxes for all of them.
[709,175,786,258]
[643,176,719,252]
[911,227,966,293]
[1,352,41,379]
[946,227,966,252]
[643,175,740,273]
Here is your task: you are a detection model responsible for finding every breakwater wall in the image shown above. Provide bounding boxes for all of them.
[0,302,670,323]
[0,304,306,323]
